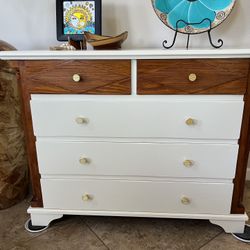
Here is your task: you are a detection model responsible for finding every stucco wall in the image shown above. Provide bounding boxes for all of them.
[0,0,249,50]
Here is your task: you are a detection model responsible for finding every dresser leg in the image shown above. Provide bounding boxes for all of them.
[210,219,246,233]
[29,212,63,227]
[24,212,63,233]
[232,224,250,243]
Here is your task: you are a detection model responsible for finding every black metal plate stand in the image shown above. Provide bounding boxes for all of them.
[163,18,223,49]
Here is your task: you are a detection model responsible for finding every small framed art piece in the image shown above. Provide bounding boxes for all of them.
[56,0,102,41]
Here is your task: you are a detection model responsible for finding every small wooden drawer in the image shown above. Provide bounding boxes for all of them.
[138,59,249,95]
[30,95,244,139]
[36,141,238,179]
[41,179,233,214]
[22,60,131,94]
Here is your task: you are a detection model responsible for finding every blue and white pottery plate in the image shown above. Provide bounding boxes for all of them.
[152,0,236,34]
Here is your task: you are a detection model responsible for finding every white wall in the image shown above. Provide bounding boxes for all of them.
[0,0,250,50]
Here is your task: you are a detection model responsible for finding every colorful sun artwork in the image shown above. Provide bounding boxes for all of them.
[63,1,95,35]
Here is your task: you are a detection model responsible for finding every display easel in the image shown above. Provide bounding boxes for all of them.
[162,18,224,49]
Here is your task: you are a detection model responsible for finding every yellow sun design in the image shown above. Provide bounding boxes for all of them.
[65,6,92,30]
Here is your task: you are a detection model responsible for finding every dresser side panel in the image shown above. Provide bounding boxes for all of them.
[18,61,43,207]
[231,59,250,214]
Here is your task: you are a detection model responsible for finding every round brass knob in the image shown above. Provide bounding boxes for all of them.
[79,157,90,165]
[188,73,197,82]
[75,117,88,124]
[181,196,191,205]
[183,160,194,168]
[82,194,91,201]
[185,118,195,126]
[73,74,81,82]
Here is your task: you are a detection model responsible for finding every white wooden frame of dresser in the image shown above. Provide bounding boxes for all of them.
[28,207,247,233]
[1,49,250,60]
[1,49,249,233]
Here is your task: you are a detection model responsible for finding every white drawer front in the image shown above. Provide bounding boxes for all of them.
[41,179,233,214]
[37,141,238,179]
[30,96,244,139]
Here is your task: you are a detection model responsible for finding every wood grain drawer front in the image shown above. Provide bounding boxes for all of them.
[41,179,233,214]
[31,96,244,139]
[37,141,238,179]
[138,59,249,95]
[23,60,131,94]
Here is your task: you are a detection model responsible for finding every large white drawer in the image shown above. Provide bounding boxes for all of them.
[41,179,233,214]
[37,140,238,179]
[30,95,244,139]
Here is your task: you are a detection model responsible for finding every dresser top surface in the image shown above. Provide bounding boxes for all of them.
[1,49,250,60]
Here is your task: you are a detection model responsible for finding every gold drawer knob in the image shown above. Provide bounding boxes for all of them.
[183,160,194,168]
[79,157,90,165]
[188,73,197,82]
[73,74,81,82]
[82,194,92,201]
[185,118,196,126]
[75,117,88,124]
[181,196,191,205]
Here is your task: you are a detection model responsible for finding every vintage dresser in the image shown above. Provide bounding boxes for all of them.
[1,49,250,233]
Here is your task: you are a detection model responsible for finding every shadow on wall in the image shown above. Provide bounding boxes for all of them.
[225,0,250,47]
[102,3,129,44]
[102,1,153,49]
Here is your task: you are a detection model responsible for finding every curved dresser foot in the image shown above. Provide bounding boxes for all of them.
[210,218,247,233]
[232,224,250,243]
[28,208,63,229]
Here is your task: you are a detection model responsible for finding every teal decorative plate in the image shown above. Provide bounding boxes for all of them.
[152,0,236,34]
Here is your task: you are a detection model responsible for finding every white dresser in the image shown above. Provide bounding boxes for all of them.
[1,49,250,233]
